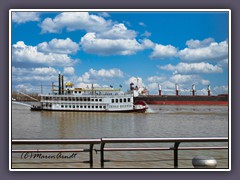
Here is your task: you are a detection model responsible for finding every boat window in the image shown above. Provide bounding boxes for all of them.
[80,105,83,108]
[96,106,98,108]
[95,99,98,102]
[75,91,77,94]
[87,98,90,101]
[77,105,79,108]
[100,106,102,108]
[103,106,106,109]
[116,99,118,103]
[112,99,114,103]
[124,98,126,102]
[128,98,130,102]
[79,91,81,93]
[88,106,90,108]
[65,105,67,108]
[120,99,122,103]
[61,105,64,108]
[99,99,102,102]
[91,99,94,101]
[69,105,71,108]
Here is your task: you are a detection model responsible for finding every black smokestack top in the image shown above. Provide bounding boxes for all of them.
[58,74,61,95]
[61,75,64,94]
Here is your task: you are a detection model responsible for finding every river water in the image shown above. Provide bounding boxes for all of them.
[11,103,229,169]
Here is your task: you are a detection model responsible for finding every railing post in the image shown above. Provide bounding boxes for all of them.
[89,144,94,168]
[174,142,180,168]
[100,142,105,168]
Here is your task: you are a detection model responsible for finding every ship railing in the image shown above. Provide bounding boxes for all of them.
[99,137,228,168]
[12,139,101,168]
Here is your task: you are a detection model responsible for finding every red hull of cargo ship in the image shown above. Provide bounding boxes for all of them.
[146,101,228,106]
[134,94,228,106]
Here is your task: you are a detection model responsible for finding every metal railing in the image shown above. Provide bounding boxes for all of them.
[12,137,228,168]
[99,137,228,168]
[12,139,101,168]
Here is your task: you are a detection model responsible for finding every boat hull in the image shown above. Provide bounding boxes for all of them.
[31,107,147,113]
[134,95,228,106]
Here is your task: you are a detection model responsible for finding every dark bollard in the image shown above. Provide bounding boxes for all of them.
[192,156,217,168]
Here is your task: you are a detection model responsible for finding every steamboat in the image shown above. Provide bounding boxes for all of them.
[30,74,148,112]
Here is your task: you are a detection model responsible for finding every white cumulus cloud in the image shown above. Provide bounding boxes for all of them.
[63,67,75,75]
[159,62,223,74]
[37,38,79,54]
[12,67,59,83]
[201,79,210,86]
[80,32,144,55]
[12,41,77,67]
[12,66,58,76]
[170,74,198,84]
[179,40,228,61]
[213,85,228,94]
[141,31,151,37]
[150,44,178,59]
[148,38,228,63]
[40,12,112,33]
[77,68,124,83]
[186,38,215,49]
[97,23,137,39]
[147,76,165,83]
[140,39,155,49]
[12,12,40,24]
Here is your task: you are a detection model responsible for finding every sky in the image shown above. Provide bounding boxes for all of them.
[11,10,229,95]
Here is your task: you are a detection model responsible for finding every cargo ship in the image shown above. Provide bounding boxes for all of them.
[131,83,228,106]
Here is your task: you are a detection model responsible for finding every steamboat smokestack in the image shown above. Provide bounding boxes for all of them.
[192,84,196,96]
[175,84,179,96]
[207,85,211,96]
[61,75,64,94]
[58,73,61,95]
[158,84,162,96]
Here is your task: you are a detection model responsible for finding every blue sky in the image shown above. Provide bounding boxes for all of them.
[11,10,229,95]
